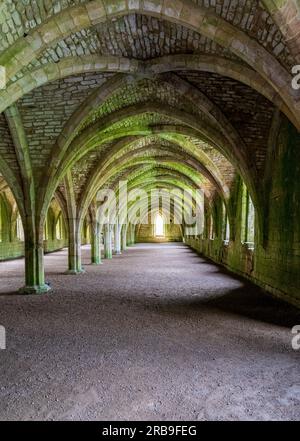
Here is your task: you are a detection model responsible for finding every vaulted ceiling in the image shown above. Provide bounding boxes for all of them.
[0,0,299,227]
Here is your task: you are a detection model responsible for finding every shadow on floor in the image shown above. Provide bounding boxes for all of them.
[183,256,300,327]
[115,260,300,328]
[117,283,300,328]
[180,289,300,328]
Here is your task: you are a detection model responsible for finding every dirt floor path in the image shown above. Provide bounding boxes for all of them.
[0,243,299,420]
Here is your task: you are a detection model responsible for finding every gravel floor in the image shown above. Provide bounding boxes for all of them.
[0,243,300,421]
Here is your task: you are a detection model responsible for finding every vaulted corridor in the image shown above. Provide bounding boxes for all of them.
[0,0,300,424]
[0,243,299,421]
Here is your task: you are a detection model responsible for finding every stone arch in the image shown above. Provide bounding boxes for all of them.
[0,54,295,126]
[0,0,298,124]
[81,159,211,236]
[78,150,223,222]
[38,113,238,235]
[49,107,257,229]
[89,139,229,196]
[262,0,300,62]
[44,71,246,179]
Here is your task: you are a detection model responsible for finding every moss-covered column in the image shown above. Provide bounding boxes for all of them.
[126,224,131,246]
[64,171,84,274]
[5,105,49,294]
[20,215,50,294]
[128,224,135,246]
[114,222,121,255]
[121,224,127,251]
[0,196,11,243]
[91,220,102,264]
[66,217,83,274]
[104,224,112,259]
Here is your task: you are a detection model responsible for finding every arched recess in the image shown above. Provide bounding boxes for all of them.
[0,156,25,222]
[0,181,25,261]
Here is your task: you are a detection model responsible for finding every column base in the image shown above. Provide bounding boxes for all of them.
[115,251,122,255]
[91,261,103,265]
[64,269,85,275]
[19,284,51,295]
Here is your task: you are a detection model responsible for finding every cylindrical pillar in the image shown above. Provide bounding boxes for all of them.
[104,224,112,259]
[129,224,135,245]
[91,221,102,264]
[20,216,50,294]
[121,225,127,251]
[114,222,121,255]
[66,218,84,274]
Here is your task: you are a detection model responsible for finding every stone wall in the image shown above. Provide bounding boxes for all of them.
[0,241,24,261]
[186,118,300,308]
[0,238,68,261]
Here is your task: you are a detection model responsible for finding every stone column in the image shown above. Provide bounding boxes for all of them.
[91,220,102,264]
[20,215,50,294]
[121,225,127,251]
[66,217,84,274]
[114,222,121,255]
[129,224,135,245]
[104,224,112,259]
[126,224,131,246]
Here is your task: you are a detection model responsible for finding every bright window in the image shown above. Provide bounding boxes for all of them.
[56,215,62,240]
[209,214,214,240]
[224,216,230,242]
[16,215,24,241]
[241,184,255,245]
[155,214,164,236]
[222,203,230,242]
